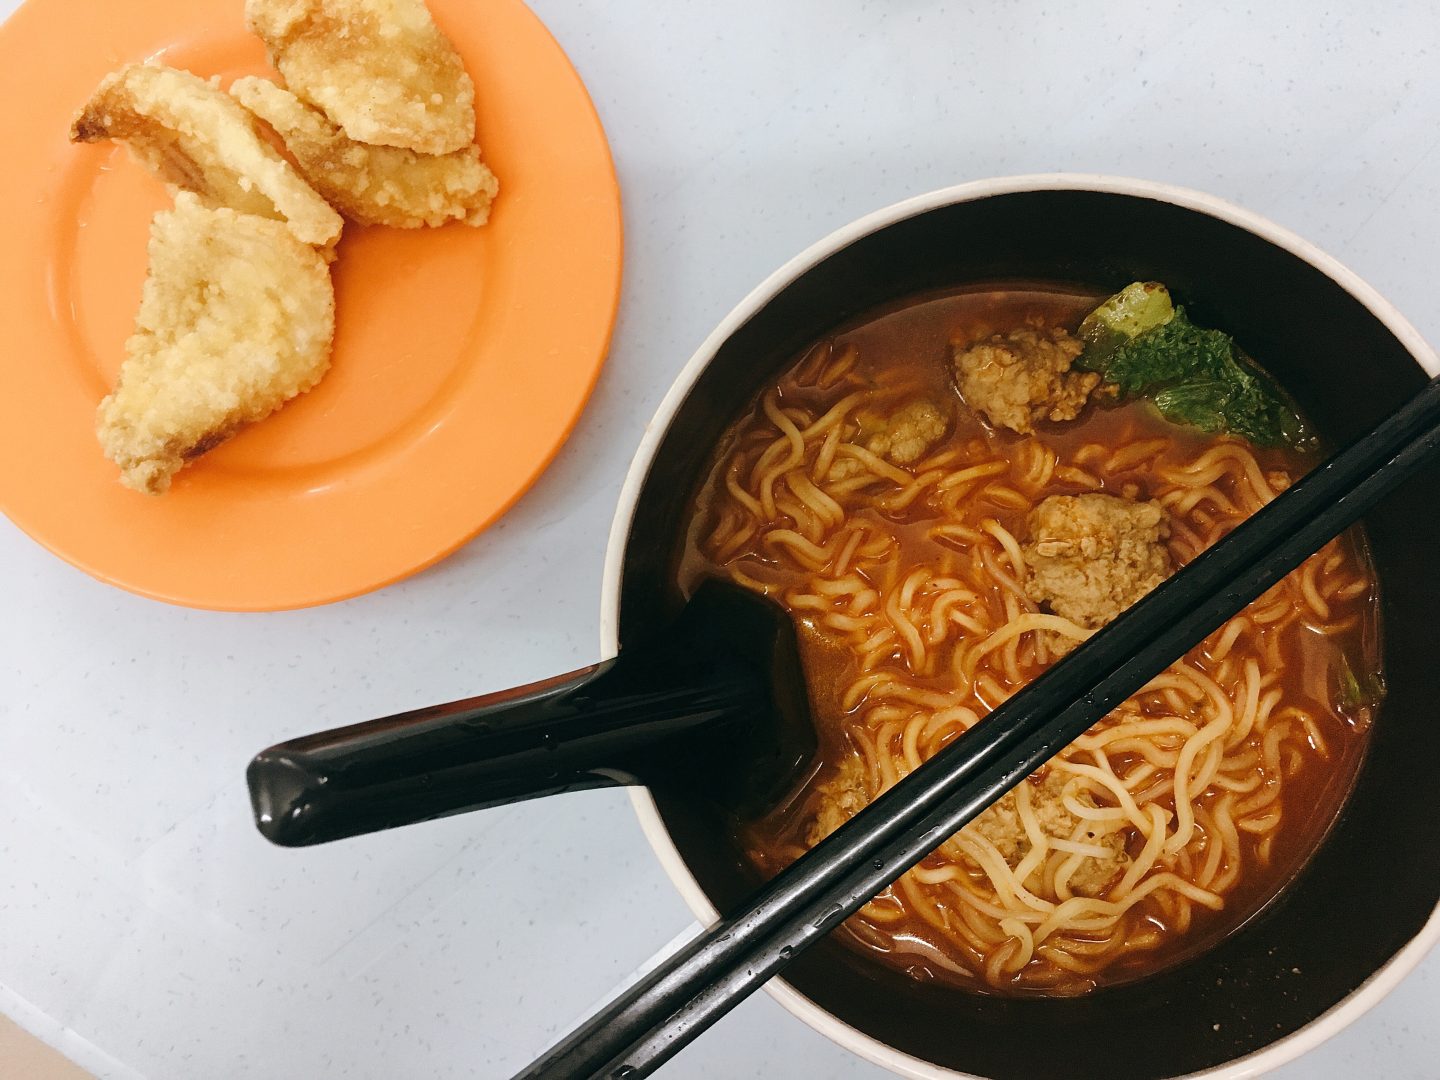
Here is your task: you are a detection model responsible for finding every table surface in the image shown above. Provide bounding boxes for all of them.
[4,2,1439,1078]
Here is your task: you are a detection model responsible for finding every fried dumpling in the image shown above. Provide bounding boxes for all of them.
[245,0,477,155]
[232,76,497,228]
[71,63,344,251]
[97,194,336,494]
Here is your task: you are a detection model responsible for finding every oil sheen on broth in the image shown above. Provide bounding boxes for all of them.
[677,284,1381,996]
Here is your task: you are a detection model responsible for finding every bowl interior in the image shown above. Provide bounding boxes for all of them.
[618,189,1440,1080]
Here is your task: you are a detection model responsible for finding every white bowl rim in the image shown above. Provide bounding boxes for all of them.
[599,172,1440,1080]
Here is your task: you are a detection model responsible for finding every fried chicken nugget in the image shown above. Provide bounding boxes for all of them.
[246,0,476,155]
[232,77,497,228]
[71,63,343,251]
[97,194,336,495]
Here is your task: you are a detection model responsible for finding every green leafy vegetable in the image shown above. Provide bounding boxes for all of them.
[1077,280,1176,366]
[1077,282,1312,449]
[1335,650,1386,715]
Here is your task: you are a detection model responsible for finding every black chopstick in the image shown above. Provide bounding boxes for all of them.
[518,373,1440,1080]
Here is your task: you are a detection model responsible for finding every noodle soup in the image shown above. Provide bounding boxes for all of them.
[677,284,1381,996]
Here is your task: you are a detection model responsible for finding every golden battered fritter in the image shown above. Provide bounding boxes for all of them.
[245,0,477,155]
[97,194,336,495]
[232,77,498,228]
[70,63,343,251]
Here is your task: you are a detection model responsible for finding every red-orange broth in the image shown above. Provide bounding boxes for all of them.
[677,285,1380,995]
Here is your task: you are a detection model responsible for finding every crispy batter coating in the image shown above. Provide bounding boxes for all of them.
[954,326,1100,434]
[70,63,343,251]
[97,194,336,495]
[232,77,497,228]
[1022,493,1173,630]
[245,0,477,155]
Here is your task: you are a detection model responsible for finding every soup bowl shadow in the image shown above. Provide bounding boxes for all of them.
[601,175,1440,1080]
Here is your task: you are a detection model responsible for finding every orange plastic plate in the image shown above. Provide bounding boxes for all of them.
[0,0,622,610]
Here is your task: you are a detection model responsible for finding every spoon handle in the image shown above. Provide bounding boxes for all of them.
[247,651,764,847]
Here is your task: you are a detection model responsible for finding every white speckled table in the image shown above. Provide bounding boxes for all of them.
[3,2,1439,1077]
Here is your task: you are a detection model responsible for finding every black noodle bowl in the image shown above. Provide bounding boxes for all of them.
[682,283,1381,998]
[603,177,1440,1080]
